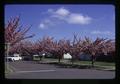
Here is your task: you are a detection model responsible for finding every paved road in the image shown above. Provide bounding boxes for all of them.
[5,61,115,79]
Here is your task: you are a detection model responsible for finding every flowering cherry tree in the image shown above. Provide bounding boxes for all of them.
[5,16,35,46]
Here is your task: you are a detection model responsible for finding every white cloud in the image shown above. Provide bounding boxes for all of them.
[39,19,57,29]
[39,23,45,29]
[67,13,92,24]
[39,7,92,29]
[55,7,70,16]
[44,19,54,25]
[91,30,112,35]
[51,7,92,25]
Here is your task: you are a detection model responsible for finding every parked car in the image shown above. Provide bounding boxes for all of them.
[5,54,22,62]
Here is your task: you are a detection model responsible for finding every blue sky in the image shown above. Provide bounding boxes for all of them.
[5,5,115,42]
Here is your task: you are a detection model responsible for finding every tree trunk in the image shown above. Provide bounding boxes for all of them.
[71,57,74,65]
[91,55,95,67]
[58,56,61,63]
[40,56,42,61]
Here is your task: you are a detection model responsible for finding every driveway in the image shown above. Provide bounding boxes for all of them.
[5,61,115,79]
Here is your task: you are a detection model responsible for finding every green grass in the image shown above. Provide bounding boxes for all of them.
[72,61,115,66]
[33,57,41,61]
[42,58,115,66]
[38,58,115,70]
[94,61,115,66]
[11,57,115,65]
[33,57,115,70]
[73,61,115,70]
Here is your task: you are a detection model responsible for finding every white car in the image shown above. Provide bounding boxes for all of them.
[6,54,22,62]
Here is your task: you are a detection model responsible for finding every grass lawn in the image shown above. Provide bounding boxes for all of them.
[33,57,41,61]
[73,61,115,70]
[74,61,115,66]
[42,58,115,65]
[37,58,115,70]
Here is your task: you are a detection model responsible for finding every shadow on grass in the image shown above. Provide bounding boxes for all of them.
[38,62,93,69]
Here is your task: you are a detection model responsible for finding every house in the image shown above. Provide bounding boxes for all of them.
[63,53,72,59]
